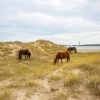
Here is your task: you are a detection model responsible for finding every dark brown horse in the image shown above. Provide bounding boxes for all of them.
[18,49,31,60]
[54,51,70,64]
[67,47,77,53]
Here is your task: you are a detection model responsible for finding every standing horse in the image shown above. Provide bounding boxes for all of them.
[54,51,70,64]
[67,47,77,53]
[18,49,31,60]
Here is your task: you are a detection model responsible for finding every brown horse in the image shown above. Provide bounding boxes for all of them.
[18,49,31,60]
[54,51,70,64]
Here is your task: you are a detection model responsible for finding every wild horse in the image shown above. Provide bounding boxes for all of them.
[67,47,77,53]
[18,49,31,60]
[54,51,70,64]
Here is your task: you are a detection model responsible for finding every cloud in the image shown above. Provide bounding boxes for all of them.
[0,0,100,44]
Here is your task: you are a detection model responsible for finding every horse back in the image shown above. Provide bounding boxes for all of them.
[56,51,69,58]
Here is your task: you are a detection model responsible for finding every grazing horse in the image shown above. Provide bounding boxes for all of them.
[18,49,31,60]
[54,51,70,64]
[67,47,77,53]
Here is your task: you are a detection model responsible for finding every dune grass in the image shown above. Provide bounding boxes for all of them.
[0,42,100,100]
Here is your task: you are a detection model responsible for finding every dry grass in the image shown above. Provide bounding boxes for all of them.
[0,91,11,100]
[49,75,61,81]
[0,41,100,100]
[64,72,81,87]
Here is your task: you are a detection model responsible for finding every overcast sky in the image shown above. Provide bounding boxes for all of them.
[0,0,100,45]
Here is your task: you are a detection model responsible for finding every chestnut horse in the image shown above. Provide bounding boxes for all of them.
[54,51,70,64]
[18,49,31,60]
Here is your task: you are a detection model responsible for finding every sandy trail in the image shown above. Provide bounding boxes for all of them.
[11,67,63,100]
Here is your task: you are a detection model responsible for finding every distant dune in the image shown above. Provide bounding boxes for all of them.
[0,39,66,58]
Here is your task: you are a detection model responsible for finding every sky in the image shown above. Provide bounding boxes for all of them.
[0,0,100,45]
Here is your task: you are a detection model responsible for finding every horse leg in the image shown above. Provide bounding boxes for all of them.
[19,54,22,60]
[19,55,22,60]
[19,56,20,60]
[67,56,70,62]
[26,54,29,59]
[66,57,68,62]
[19,55,20,60]
[61,59,63,64]
[25,54,27,59]
[26,55,29,58]
[75,49,77,53]
[54,57,57,64]
[21,55,22,60]
[57,59,59,63]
